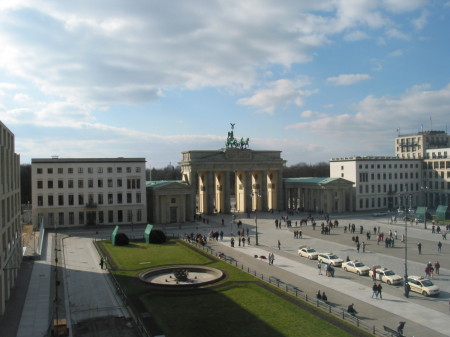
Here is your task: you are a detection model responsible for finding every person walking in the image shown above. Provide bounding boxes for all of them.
[435,261,441,275]
[418,242,422,254]
[277,240,281,250]
[99,257,104,270]
[438,241,442,253]
[318,261,322,275]
[377,283,383,300]
[371,282,378,299]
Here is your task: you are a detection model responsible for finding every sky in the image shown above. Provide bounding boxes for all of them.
[1,0,450,168]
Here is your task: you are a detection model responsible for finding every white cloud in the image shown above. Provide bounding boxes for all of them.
[388,49,403,57]
[385,28,410,40]
[300,110,328,118]
[326,74,372,86]
[412,10,429,30]
[237,78,317,114]
[344,30,369,41]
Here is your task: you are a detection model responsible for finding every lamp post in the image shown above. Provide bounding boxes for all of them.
[402,193,411,297]
[251,192,261,246]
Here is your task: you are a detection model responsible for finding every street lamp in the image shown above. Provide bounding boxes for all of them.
[251,192,261,246]
[401,193,412,297]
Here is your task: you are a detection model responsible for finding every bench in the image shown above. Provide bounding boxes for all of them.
[383,325,403,337]
[340,308,359,324]
[285,283,301,295]
[268,276,285,287]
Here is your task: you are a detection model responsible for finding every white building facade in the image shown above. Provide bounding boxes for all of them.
[395,130,450,159]
[31,158,147,228]
[0,121,22,315]
[423,148,450,208]
[330,156,423,211]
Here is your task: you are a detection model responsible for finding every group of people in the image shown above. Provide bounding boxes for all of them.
[371,282,383,299]
[425,261,441,278]
[316,290,328,302]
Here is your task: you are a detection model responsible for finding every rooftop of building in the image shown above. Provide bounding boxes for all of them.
[146,180,188,189]
[329,156,422,162]
[31,157,146,164]
[396,130,448,137]
[283,177,342,184]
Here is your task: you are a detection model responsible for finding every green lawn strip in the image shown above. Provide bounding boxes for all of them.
[142,283,355,337]
[98,239,371,337]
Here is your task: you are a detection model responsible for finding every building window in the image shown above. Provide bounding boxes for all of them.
[88,179,94,188]
[98,167,103,173]
[117,179,122,187]
[107,167,113,173]
[68,195,74,205]
[79,212,84,225]
[98,194,103,205]
[68,168,73,174]
[78,194,84,205]
[108,193,113,204]
[136,167,141,173]
[37,168,43,174]
[126,167,132,173]
[127,193,132,203]
[58,180,64,188]
[58,212,64,225]
[117,167,122,173]
[68,180,74,188]
[137,209,142,222]
[127,209,132,222]
[99,211,104,224]
[108,179,113,188]
[47,168,53,174]
[88,167,94,173]
[37,196,43,206]
[69,212,74,225]
[118,210,123,222]
[48,195,54,206]
[78,167,83,173]
[48,180,53,189]
[78,179,84,188]
[37,181,43,189]
[136,193,141,203]
[108,210,114,223]
[58,168,63,174]
[117,193,122,204]
[58,195,64,206]
[98,179,103,188]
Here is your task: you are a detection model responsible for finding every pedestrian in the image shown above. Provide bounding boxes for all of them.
[317,290,322,300]
[268,253,272,265]
[434,261,440,275]
[372,267,377,281]
[356,242,360,253]
[417,242,422,254]
[438,241,442,253]
[278,240,281,250]
[371,282,378,298]
[238,237,241,246]
[247,236,251,245]
[99,257,104,270]
[377,283,383,299]
[405,283,410,298]
[271,253,275,265]
[322,292,328,302]
[362,242,366,253]
[242,236,246,247]
[318,261,322,275]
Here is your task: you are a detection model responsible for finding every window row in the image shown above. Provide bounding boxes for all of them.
[39,209,143,226]
[37,178,142,189]
[36,192,142,207]
[358,183,421,194]
[359,171,420,182]
[358,163,419,170]
[36,166,142,174]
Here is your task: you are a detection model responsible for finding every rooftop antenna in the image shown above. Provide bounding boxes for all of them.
[429,116,432,131]
[396,127,400,136]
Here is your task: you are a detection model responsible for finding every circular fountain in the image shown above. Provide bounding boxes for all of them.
[139,265,225,288]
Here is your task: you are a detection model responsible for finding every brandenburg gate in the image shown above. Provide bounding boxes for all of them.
[179,125,286,215]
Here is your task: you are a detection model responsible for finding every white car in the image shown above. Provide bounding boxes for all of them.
[298,246,319,260]
[317,253,344,267]
[407,276,440,297]
[369,266,403,285]
[342,260,370,276]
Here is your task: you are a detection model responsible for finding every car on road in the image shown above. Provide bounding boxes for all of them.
[298,246,319,260]
[372,211,388,217]
[407,276,440,296]
[342,260,370,275]
[369,266,403,285]
[317,253,344,267]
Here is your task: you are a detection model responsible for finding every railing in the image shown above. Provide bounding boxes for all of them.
[185,238,397,337]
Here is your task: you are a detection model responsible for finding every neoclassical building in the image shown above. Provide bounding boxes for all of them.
[179,149,286,215]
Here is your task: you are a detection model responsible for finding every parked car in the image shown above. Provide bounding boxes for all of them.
[372,211,388,217]
[317,253,344,267]
[407,276,440,296]
[369,266,403,285]
[298,246,319,260]
[342,260,370,275]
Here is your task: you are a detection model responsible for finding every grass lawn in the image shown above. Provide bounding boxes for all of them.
[98,239,371,337]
